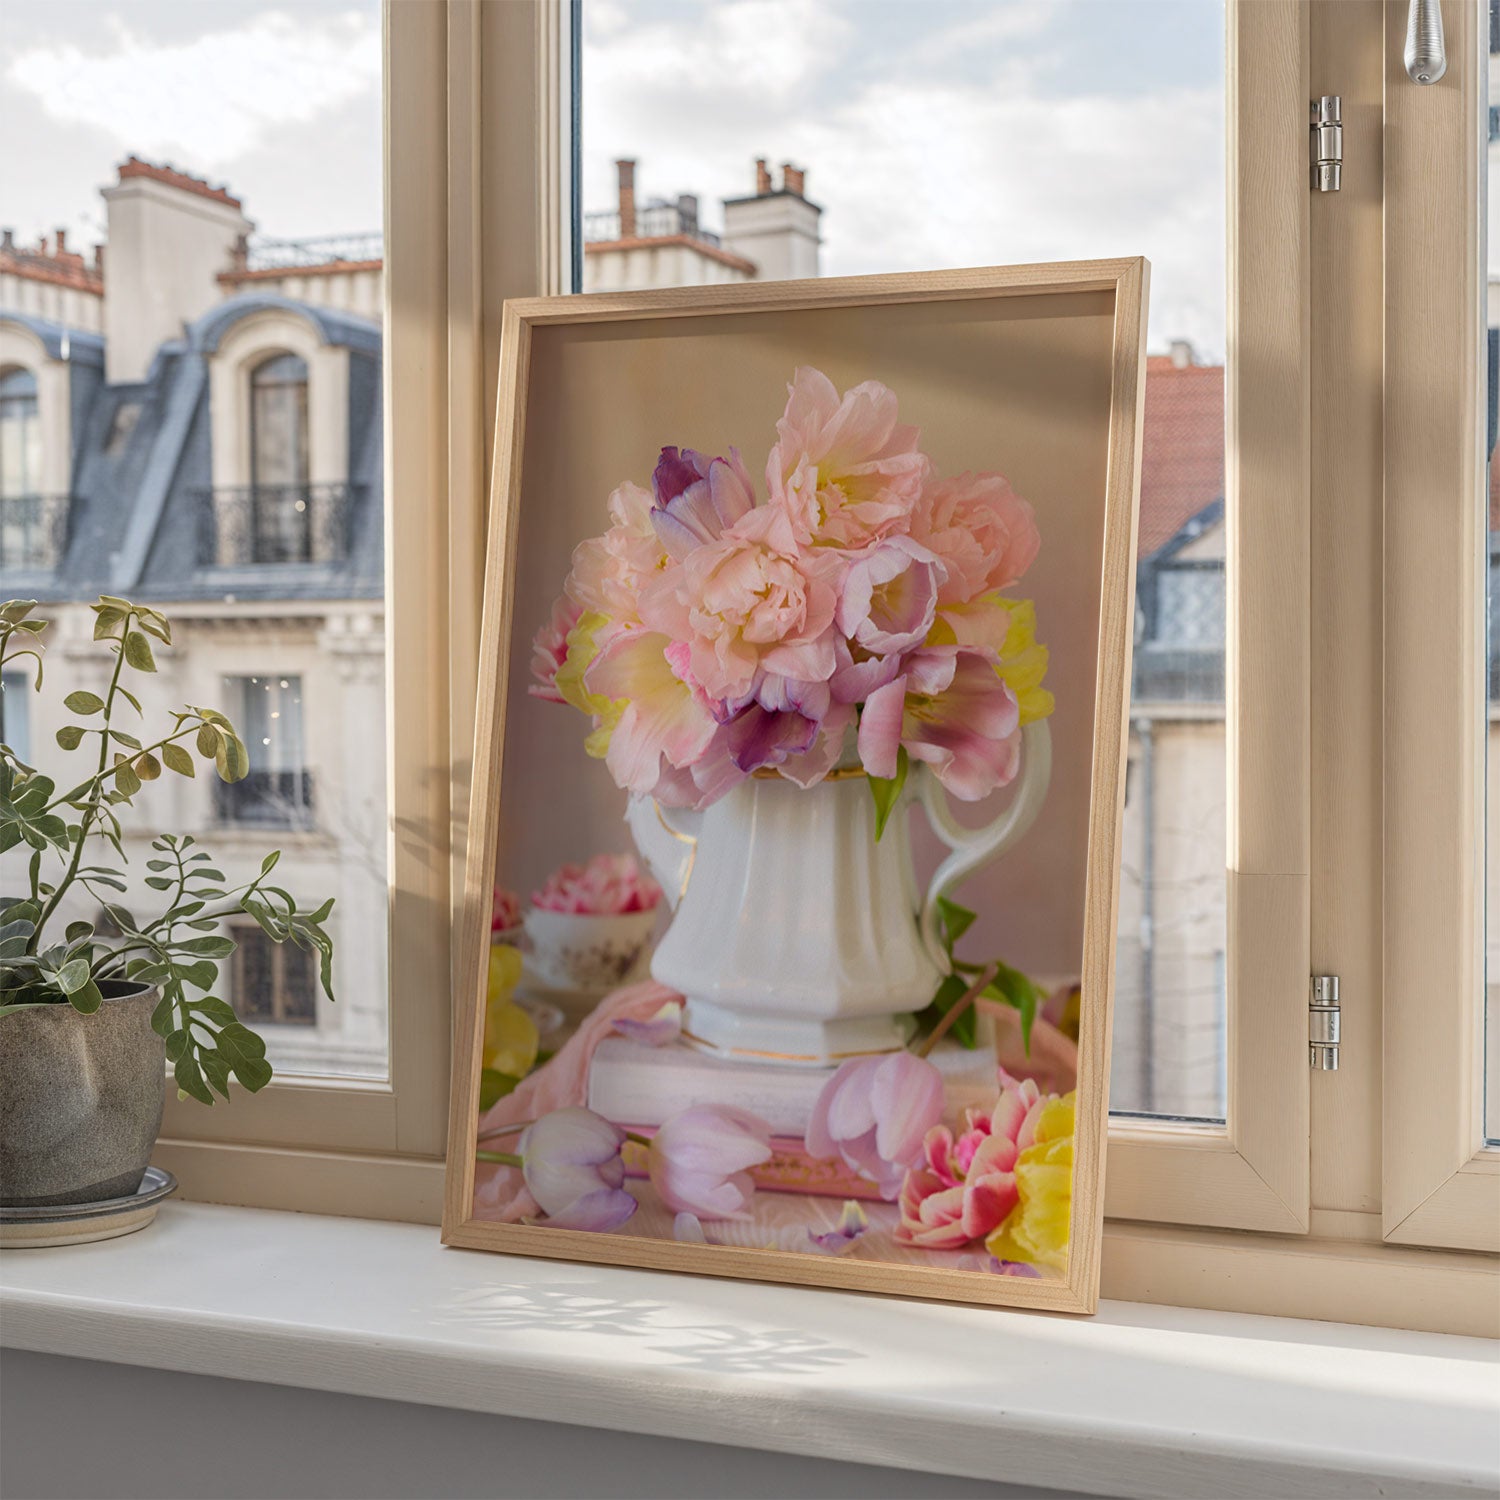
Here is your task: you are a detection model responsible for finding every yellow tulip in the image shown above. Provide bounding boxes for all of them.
[994,598,1055,726]
[555,611,626,758]
[985,1091,1075,1272]
[483,943,538,1078]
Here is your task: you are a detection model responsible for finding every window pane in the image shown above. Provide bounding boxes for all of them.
[579,0,1227,1121]
[2,0,388,1081]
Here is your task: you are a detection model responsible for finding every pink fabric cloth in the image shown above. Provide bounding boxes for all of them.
[472,980,679,1222]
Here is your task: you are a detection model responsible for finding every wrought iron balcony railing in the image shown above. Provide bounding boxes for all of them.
[213,769,315,828]
[583,205,723,247]
[195,484,354,567]
[0,494,69,571]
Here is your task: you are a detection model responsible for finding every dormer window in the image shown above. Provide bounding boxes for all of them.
[0,365,48,569]
[248,352,312,562]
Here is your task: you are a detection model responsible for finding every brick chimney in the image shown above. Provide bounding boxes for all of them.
[101,156,252,383]
[723,156,821,282]
[616,159,637,240]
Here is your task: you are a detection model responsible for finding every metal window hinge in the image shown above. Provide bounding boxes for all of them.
[1310,975,1340,1070]
[1311,96,1342,193]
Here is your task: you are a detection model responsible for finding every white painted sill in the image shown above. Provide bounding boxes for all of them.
[1,1202,1495,1500]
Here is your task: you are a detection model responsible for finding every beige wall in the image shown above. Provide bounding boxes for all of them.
[0,273,102,333]
[582,242,754,292]
[228,267,383,324]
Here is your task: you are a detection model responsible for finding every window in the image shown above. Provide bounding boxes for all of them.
[0,670,30,763]
[0,365,48,569]
[217,675,311,828]
[247,352,313,563]
[231,923,318,1026]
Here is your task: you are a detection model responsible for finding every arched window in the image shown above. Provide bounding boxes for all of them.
[0,366,44,568]
[248,352,310,562]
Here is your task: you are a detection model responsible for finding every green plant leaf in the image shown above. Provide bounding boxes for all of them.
[55,725,85,750]
[196,723,219,758]
[63,690,105,715]
[200,1049,232,1100]
[217,1022,272,1092]
[936,896,978,950]
[984,959,1042,1055]
[123,631,156,672]
[110,730,142,750]
[175,959,219,991]
[190,995,239,1027]
[174,1052,214,1105]
[177,935,235,958]
[134,751,161,781]
[161,743,194,778]
[68,979,103,1015]
[867,746,909,842]
[150,993,174,1036]
[64,920,94,945]
[259,850,280,877]
[92,607,125,639]
[112,760,141,798]
[165,1029,188,1062]
[54,957,91,994]
[214,734,249,783]
[929,971,978,1048]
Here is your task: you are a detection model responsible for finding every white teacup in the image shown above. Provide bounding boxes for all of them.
[522,907,659,996]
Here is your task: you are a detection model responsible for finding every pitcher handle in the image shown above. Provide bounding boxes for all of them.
[917,721,1052,971]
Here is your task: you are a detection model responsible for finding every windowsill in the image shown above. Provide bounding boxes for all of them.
[2,1202,1495,1499]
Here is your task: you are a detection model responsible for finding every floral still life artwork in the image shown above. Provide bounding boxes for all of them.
[447,265,1146,1314]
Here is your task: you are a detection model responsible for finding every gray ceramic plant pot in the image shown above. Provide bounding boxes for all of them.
[0,981,165,1208]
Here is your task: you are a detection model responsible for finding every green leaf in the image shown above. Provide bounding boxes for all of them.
[117,685,142,716]
[136,611,171,645]
[479,1068,520,1111]
[110,730,142,750]
[214,733,249,783]
[217,1022,272,1092]
[165,1028,188,1063]
[145,876,174,891]
[92,607,125,639]
[0,600,37,623]
[150,993,174,1036]
[64,920,94,945]
[177,935,236,958]
[68,979,103,1015]
[190,995,239,1027]
[161,743,195,778]
[936,896,978,951]
[175,959,219,991]
[174,1052,214,1105]
[867,746,909,842]
[63,690,105,715]
[929,971,978,1048]
[196,723,219,758]
[55,725,85,750]
[55,957,91,994]
[112,760,141,798]
[984,959,1042,1056]
[259,850,280,877]
[123,631,156,672]
[134,751,161,781]
[201,1049,232,1100]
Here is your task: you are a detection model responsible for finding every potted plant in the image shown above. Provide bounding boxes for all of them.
[0,596,336,1210]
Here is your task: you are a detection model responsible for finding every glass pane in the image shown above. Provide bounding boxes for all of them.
[578,0,1227,1120]
[2,0,388,1081]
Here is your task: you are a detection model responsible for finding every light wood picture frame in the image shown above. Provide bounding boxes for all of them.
[443,260,1149,1315]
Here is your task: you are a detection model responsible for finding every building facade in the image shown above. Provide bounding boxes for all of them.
[0,159,388,1077]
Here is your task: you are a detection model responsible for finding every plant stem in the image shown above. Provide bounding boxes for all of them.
[29,619,131,949]
[915,962,998,1059]
[475,1150,524,1167]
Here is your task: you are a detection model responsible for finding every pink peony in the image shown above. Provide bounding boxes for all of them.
[531,852,662,915]
[908,471,1040,604]
[491,886,522,933]
[649,446,755,558]
[767,366,928,550]
[895,1073,1049,1251]
[565,481,668,622]
[805,1051,946,1201]
[648,1104,773,1220]
[639,503,842,706]
[529,594,583,703]
[857,647,1022,800]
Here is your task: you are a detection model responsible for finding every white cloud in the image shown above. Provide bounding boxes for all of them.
[7,9,380,165]
[583,0,1226,357]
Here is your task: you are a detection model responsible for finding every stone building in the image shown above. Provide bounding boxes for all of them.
[0,158,387,1078]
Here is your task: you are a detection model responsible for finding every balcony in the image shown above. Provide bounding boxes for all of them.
[0,494,69,571]
[195,484,353,567]
[583,203,724,247]
[213,769,315,829]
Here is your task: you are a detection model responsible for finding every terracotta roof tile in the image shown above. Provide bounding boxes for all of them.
[219,259,382,286]
[584,233,757,277]
[1139,356,1224,555]
[0,238,103,296]
[116,155,241,209]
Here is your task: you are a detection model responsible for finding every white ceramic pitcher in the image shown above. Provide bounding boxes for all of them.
[625,722,1051,1066]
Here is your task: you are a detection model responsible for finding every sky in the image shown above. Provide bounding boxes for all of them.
[4,0,1225,356]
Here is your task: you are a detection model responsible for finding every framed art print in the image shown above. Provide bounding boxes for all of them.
[443,259,1148,1315]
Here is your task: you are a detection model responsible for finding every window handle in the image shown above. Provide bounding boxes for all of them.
[1404,0,1446,84]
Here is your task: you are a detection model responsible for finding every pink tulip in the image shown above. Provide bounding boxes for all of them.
[908,470,1040,603]
[529,594,582,703]
[517,1107,637,1232]
[649,446,756,558]
[805,1052,945,1201]
[565,481,666,624]
[894,1074,1049,1251]
[648,1104,773,1220]
[857,647,1022,800]
[767,366,928,550]
[835,535,946,655]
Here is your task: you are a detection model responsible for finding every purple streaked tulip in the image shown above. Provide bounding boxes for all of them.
[835,535,946,655]
[648,1103,773,1220]
[517,1106,637,1232]
[649,446,755,559]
